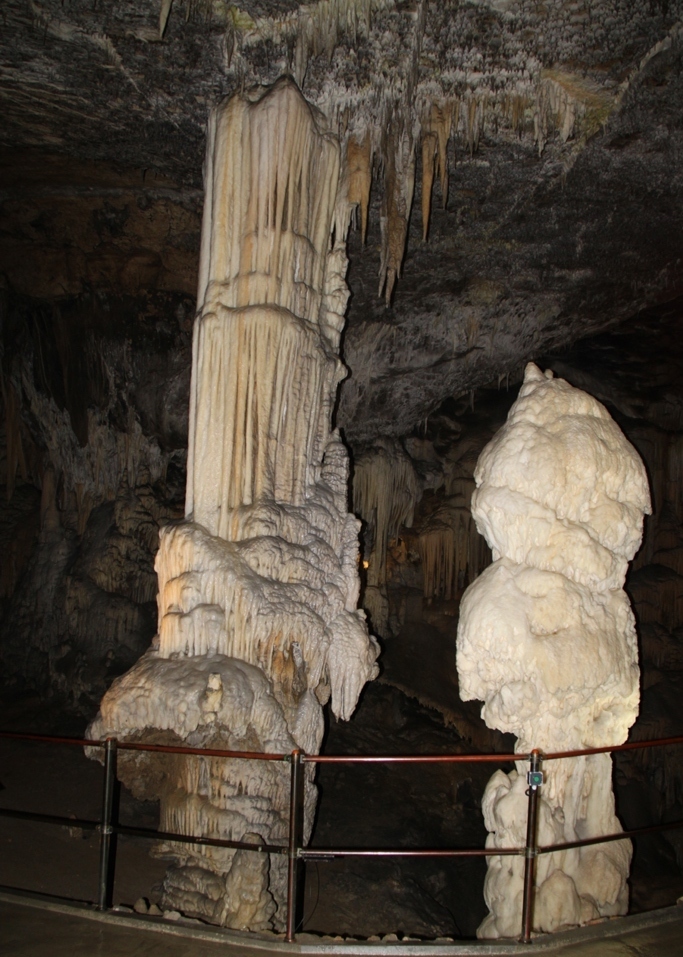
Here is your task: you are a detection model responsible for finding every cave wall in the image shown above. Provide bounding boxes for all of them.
[0,156,197,706]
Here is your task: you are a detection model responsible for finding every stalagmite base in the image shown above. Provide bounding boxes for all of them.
[457,363,651,938]
[88,78,378,930]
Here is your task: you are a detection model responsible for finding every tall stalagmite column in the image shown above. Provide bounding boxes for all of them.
[89,78,379,930]
[457,363,651,938]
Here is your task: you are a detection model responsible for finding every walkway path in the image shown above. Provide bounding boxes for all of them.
[2,892,682,957]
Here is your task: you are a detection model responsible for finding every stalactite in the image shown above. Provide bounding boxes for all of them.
[353,438,421,589]
[346,134,373,243]
[159,0,173,39]
[271,0,381,86]
[421,132,437,243]
[419,525,457,601]
[503,93,528,135]
[534,71,613,156]
[418,495,490,602]
[4,331,167,532]
[378,123,415,305]
[420,102,452,241]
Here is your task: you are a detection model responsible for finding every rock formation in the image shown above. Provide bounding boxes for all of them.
[352,434,491,635]
[88,77,379,930]
[457,362,651,938]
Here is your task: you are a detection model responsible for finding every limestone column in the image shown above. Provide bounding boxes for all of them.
[89,77,378,930]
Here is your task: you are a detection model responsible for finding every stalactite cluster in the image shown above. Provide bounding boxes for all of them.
[417,486,489,603]
[352,438,422,630]
[0,282,191,705]
[195,1,675,308]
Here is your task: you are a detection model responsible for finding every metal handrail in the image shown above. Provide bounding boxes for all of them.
[543,735,683,759]
[538,818,683,854]
[303,752,525,763]
[0,730,288,761]
[1,729,682,944]
[6,726,681,757]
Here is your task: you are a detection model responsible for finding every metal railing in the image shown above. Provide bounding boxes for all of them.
[1,729,682,944]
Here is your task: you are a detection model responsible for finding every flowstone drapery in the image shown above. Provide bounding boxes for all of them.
[457,363,651,938]
[88,77,379,930]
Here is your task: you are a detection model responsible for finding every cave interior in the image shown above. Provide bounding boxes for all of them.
[1,0,683,940]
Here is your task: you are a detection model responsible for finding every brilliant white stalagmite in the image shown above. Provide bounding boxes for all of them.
[89,77,378,930]
[457,363,651,939]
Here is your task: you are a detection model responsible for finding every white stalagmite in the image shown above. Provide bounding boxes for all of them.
[88,77,379,930]
[457,362,651,939]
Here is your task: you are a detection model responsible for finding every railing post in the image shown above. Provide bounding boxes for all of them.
[285,749,304,942]
[98,736,117,911]
[520,749,543,943]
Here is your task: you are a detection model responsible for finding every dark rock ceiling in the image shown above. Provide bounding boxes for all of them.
[1,0,683,441]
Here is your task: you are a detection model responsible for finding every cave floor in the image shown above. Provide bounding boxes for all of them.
[2,894,683,957]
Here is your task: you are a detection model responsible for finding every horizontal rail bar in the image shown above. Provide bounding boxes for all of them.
[538,817,683,855]
[301,847,523,859]
[116,823,287,855]
[543,734,683,761]
[116,741,288,761]
[2,729,682,764]
[304,753,525,764]
[0,806,286,854]
[4,804,682,863]
[0,731,101,748]
[0,731,288,762]
[0,808,98,830]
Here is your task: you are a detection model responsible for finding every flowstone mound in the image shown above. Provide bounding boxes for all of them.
[457,362,651,938]
[88,77,379,930]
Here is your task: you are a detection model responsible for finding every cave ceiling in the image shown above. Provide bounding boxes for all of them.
[2,0,683,443]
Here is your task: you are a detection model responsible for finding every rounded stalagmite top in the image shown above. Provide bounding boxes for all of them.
[471,362,651,590]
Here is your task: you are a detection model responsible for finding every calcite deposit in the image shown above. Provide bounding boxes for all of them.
[457,362,651,938]
[89,77,378,930]
[353,436,490,632]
